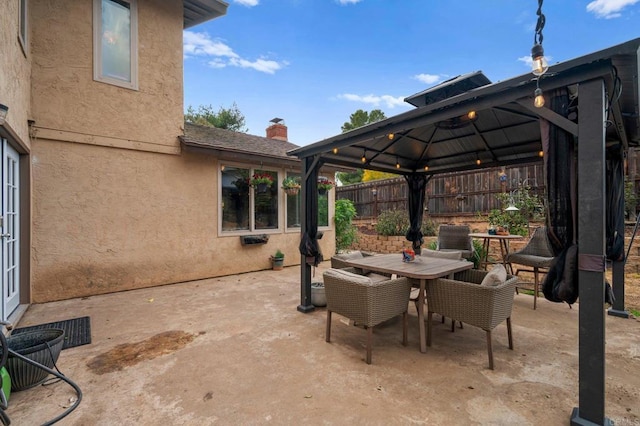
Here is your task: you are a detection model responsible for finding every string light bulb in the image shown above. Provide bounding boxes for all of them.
[531,44,548,76]
[476,158,481,166]
[332,147,338,154]
[538,150,544,157]
[467,110,477,120]
[361,149,367,163]
[424,165,429,171]
[387,133,395,140]
[534,88,545,108]
[396,156,400,169]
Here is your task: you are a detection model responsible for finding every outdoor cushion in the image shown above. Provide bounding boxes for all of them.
[324,268,372,285]
[334,251,365,261]
[481,264,507,286]
[422,249,462,260]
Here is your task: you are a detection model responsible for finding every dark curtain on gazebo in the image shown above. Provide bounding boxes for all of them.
[405,173,428,254]
[298,164,323,266]
[606,146,625,261]
[544,88,576,254]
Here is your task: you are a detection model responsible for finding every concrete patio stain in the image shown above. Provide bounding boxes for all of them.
[87,330,199,375]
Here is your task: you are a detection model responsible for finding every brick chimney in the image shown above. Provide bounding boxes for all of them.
[266,117,288,141]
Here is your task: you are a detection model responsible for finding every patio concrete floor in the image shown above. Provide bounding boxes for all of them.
[5,262,640,425]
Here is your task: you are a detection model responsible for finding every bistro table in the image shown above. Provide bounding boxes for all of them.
[340,253,474,353]
[468,233,523,273]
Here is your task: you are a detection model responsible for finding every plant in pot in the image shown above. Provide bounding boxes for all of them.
[250,173,274,193]
[271,249,285,270]
[317,178,334,195]
[281,176,301,196]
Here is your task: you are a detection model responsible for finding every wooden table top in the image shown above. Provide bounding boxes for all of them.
[469,233,523,240]
[341,253,473,280]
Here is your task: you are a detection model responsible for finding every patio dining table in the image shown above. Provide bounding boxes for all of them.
[469,232,523,273]
[340,253,474,353]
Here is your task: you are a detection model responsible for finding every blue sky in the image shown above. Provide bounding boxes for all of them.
[183,0,640,146]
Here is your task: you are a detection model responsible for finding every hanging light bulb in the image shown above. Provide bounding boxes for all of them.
[387,133,395,140]
[476,158,481,166]
[538,150,544,157]
[467,110,477,120]
[332,147,338,154]
[424,165,429,171]
[396,157,400,169]
[361,149,367,163]
[534,88,545,108]
[531,44,548,76]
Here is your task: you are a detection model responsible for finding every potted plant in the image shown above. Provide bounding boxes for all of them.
[271,249,285,270]
[250,173,274,193]
[317,178,334,195]
[281,176,301,196]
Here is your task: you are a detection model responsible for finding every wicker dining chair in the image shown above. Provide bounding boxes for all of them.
[505,226,555,309]
[436,224,474,259]
[323,268,411,364]
[426,269,518,369]
[330,251,391,282]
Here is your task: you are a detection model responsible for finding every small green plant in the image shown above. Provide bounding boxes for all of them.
[273,249,284,259]
[629,308,640,317]
[281,176,300,189]
[250,173,273,187]
[335,199,358,252]
[485,187,544,236]
[317,178,335,191]
[624,178,637,219]
[421,217,437,237]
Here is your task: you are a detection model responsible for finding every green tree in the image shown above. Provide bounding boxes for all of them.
[185,103,248,132]
[336,109,387,185]
[340,109,386,132]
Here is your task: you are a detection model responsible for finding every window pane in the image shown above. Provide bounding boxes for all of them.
[221,167,249,231]
[254,170,278,230]
[286,173,301,228]
[101,0,131,82]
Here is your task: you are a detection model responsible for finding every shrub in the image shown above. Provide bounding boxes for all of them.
[375,209,409,236]
[335,199,358,252]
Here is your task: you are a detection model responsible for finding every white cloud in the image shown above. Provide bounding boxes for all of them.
[183,31,237,58]
[413,73,443,85]
[336,0,363,4]
[184,31,287,74]
[337,93,405,108]
[234,0,259,6]
[228,57,287,74]
[586,0,639,18]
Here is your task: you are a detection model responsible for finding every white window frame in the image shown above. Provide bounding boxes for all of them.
[18,0,28,56]
[219,163,282,235]
[93,0,138,90]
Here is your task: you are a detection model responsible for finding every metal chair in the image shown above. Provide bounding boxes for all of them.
[426,269,518,370]
[436,224,474,259]
[505,226,555,309]
[323,268,411,364]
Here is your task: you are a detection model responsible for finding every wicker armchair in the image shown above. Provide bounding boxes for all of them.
[323,268,411,364]
[426,269,518,369]
[505,226,555,309]
[330,251,391,281]
[437,225,474,259]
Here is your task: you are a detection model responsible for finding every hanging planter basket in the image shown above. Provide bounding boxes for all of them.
[284,187,300,196]
[256,183,268,193]
[318,188,327,196]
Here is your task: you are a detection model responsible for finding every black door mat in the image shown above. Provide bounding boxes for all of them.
[12,316,91,350]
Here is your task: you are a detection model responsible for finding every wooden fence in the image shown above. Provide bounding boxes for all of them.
[336,162,546,219]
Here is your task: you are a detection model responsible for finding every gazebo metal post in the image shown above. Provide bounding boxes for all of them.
[297,156,320,313]
[608,147,629,318]
[571,77,611,426]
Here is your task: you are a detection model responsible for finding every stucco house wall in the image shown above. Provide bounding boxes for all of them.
[27,1,333,302]
[0,0,32,146]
